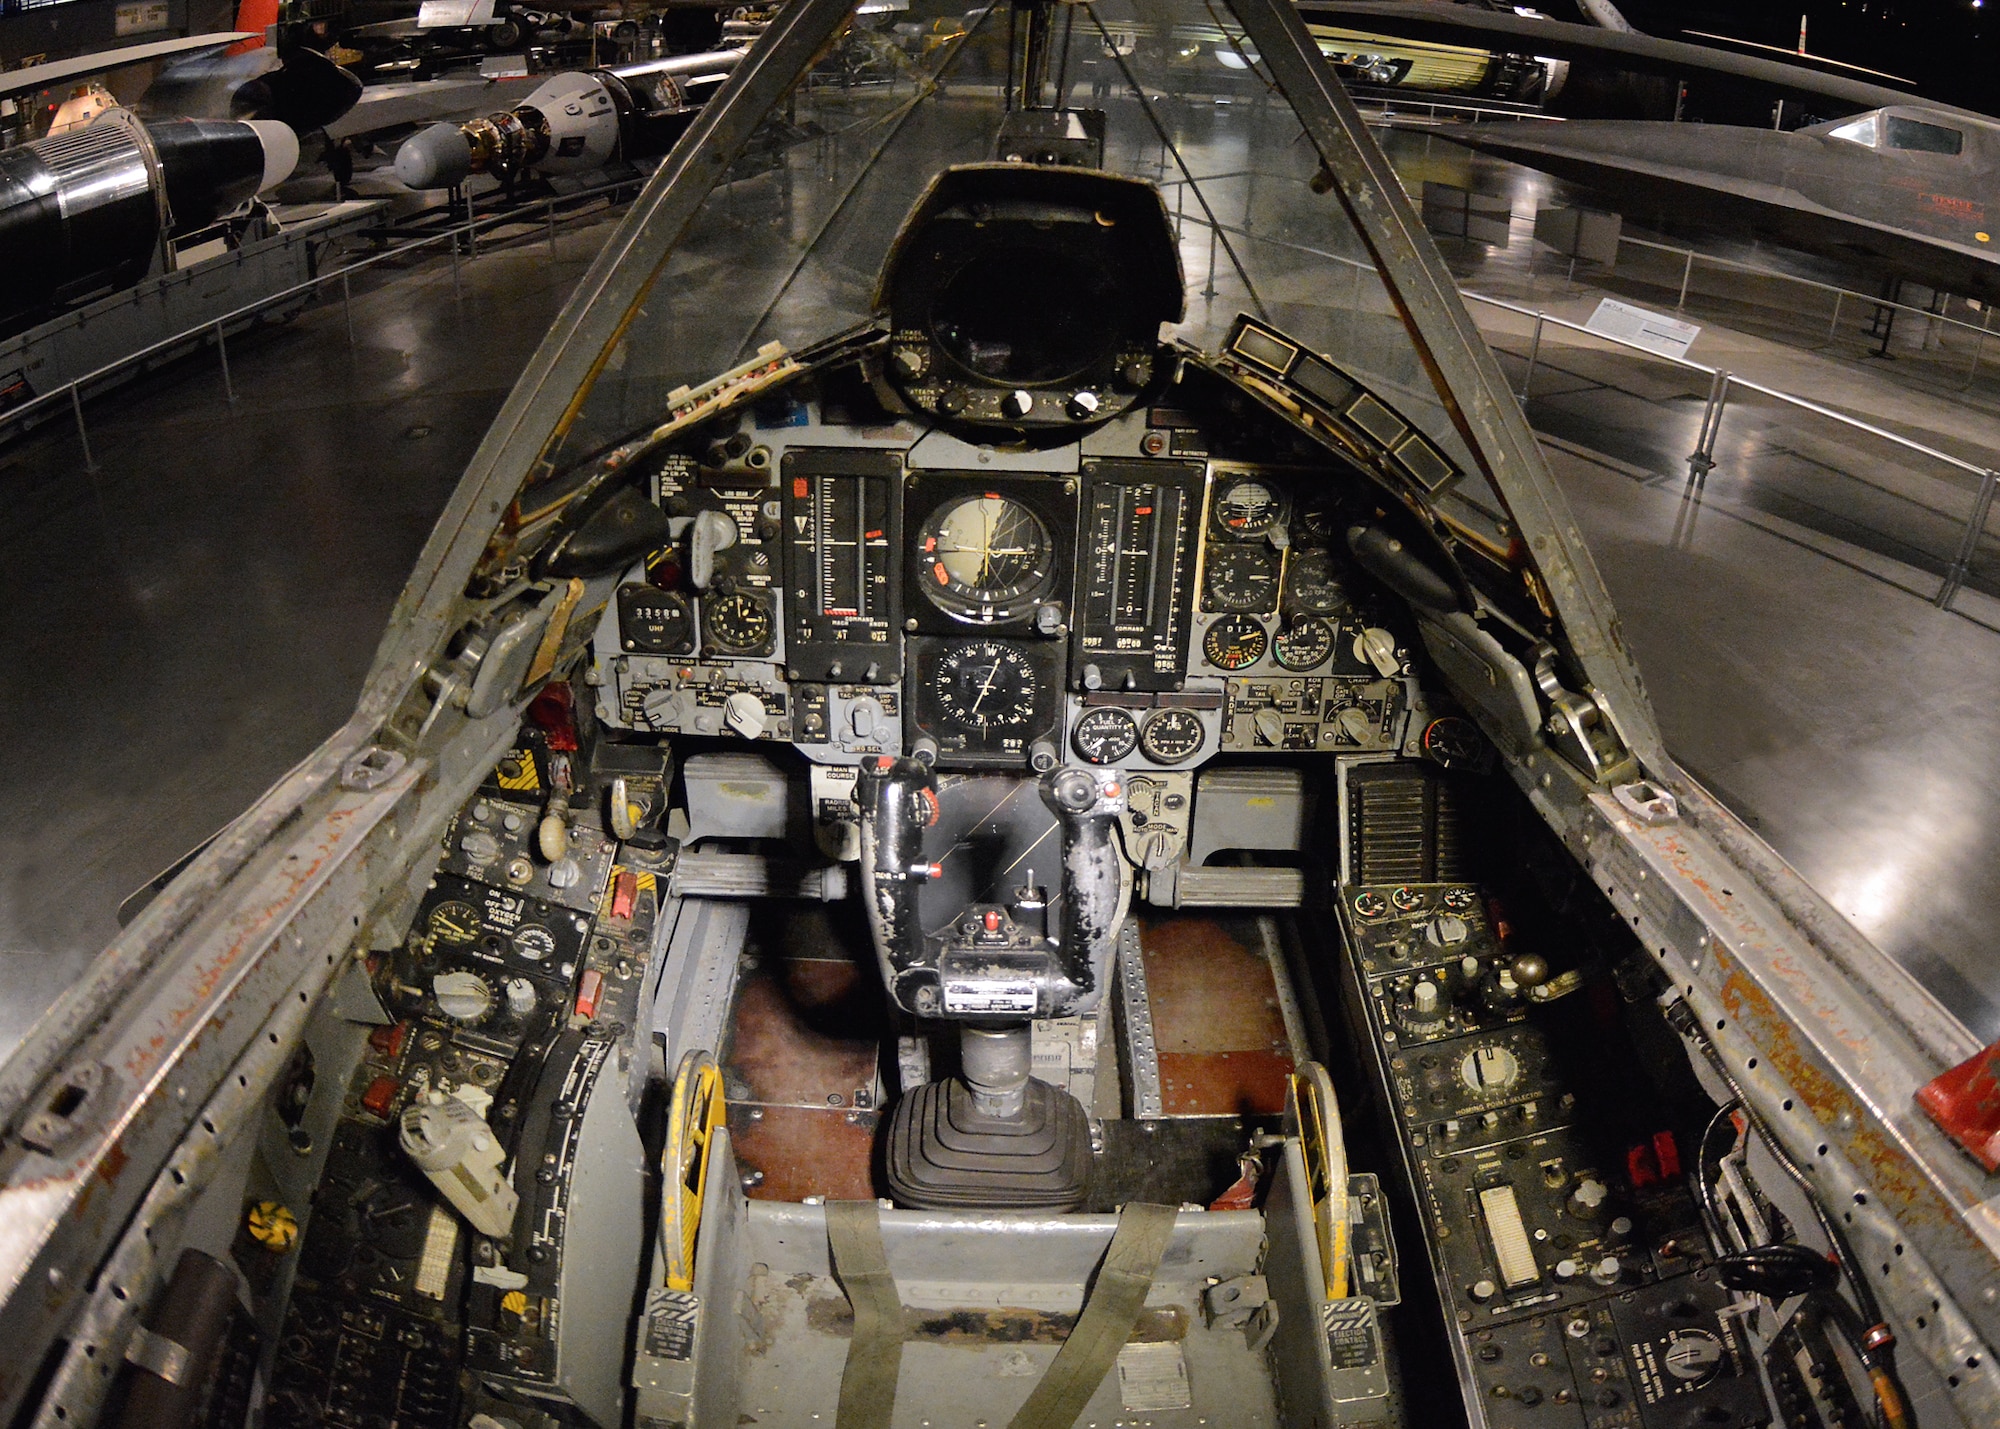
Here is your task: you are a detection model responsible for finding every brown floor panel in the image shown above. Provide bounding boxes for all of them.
[1139,915,1291,1056]
[1157,1050,1294,1117]
[729,1103,879,1202]
[723,962,882,1109]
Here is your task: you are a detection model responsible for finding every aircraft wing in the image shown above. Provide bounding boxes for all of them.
[1437,119,2000,300]
[0,33,257,101]
[1300,2,1989,122]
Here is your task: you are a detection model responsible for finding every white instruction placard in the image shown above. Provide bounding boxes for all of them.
[1584,297,1701,360]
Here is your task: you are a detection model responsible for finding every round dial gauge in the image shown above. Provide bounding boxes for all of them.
[512,924,555,963]
[1204,546,1279,612]
[1422,716,1485,770]
[1138,708,1205,765]
[1273,615,1335,671]
[1390,885,1426,912]
[1202,614,1268,670]
[432,970,495,1024]
[1213,476,1282,537]
[702,590,773,651]
[427,900,481,945]
[1352,890,1389,920]
[1072,707,1139,764]
[1283,549,1346,614]
[932,641,1040,730]
[1296,498,1341,543]
[918,494,1055,621]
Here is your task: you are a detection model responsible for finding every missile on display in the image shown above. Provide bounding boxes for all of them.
[0,108,299,328]
[392,46,743,189]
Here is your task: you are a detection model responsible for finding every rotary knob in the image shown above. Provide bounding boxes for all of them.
[1459,1044,1521,1094]
[1066,390,1101,421]
[937,387,968,416]
[890,346,928,380]
[1000,389,1035,420]
[1569,1177,1609,1220]
[1665,1330,1724,1382]
[433,971,494,1024]
[724,691,768,739]
[1423,914,1469,948]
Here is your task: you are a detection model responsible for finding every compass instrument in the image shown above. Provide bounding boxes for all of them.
[917,493,1055,623]
[1203,614,1269,671]
[702,589,775,655]
[1072,707,1139,764]
[1137,707,1205,765]
[782,451,902,681]
[907,636,1059,767]
[1273,615,1335,671]
[932,642,1039,730]
[1203,545,1280,613]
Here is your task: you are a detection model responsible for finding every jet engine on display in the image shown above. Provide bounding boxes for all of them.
[0,109,299,328]
[392,47,743,188]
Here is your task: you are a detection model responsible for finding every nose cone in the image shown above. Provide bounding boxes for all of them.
[244,118,299,192]
[395,122,474,190]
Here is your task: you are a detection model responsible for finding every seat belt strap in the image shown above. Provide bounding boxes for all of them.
[1007,1202,1180,1429]
[827,1199,904,1429]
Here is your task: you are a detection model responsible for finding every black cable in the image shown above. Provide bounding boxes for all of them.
[1664,1000,1912,1428]
[1716,1243,1840,1300]
[1693,1098,1740,1253]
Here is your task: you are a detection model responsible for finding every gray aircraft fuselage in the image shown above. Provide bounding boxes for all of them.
[1444,107,2000,297]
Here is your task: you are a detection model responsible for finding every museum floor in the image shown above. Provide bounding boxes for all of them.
[2,124,1996,1066]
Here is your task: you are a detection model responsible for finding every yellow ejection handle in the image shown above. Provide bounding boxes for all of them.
[661,1048,727,1292]
[1288,1062,1351,1299]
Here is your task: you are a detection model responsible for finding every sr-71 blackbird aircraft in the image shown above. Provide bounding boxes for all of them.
[1306,1,2000,301]
[2,3,1997,1429]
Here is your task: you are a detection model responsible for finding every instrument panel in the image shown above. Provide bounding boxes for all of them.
[592,416,1419,775]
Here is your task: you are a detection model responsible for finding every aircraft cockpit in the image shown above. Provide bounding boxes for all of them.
[4,6,1987,1429]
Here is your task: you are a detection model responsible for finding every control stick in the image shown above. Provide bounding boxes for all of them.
[856,762,1125,1210]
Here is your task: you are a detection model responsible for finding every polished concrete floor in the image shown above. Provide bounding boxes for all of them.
[2,119,1996,1070]
[0,215,613,1055]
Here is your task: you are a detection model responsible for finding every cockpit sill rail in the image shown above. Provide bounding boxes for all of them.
[0,730,424,1424]
[0,670,540,1426]
[1518,747,2000,1419]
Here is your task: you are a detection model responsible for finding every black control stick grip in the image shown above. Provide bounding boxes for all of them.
[856,756,939,978]
[1041,768,1126,1010]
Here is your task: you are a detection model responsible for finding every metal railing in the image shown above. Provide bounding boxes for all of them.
[1,173,646,465]
[1460,287,2000,613]
[1355,96,1557,126]
[1150,188,1999,619]
[1609,232,2000,387]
